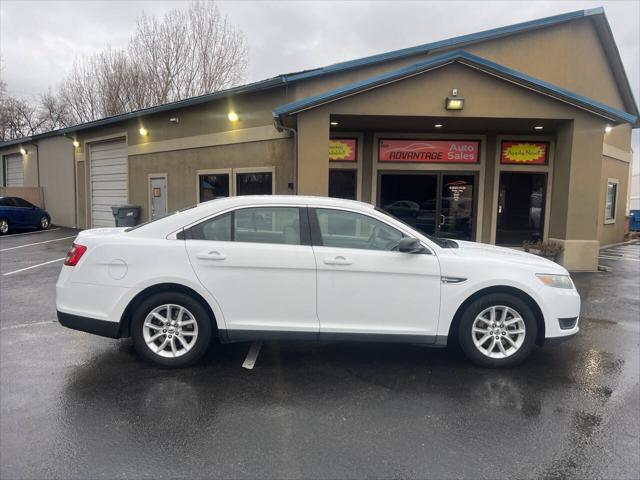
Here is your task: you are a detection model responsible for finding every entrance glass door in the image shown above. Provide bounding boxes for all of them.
[496,172,546,245]
[379,172,475,240]
[439,175,475,240]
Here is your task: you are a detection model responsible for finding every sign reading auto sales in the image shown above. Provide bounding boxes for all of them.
[329,138,357,161]
[501,141,548,165]
[379,140,479,163]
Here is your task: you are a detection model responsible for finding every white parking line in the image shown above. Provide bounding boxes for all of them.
[0,235,75,252]
[0,320,58,331]
[3,257,66,276]
[242,341,263,370]
[0,228,60,238]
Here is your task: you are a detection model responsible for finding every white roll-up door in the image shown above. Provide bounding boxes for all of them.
[5,154,24,187]
[90,140,128,228]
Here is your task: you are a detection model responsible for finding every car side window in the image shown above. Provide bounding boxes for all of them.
[0,198,14,207]
[235,207,300,245]
[13,198,33,208]
[188,207,302,245]
[189,213,232,241]
[314,208,403,251]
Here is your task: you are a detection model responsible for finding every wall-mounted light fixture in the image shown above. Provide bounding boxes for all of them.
[72,140,80,148]
[534,126,544,130]
[227,111,239,122]
[330,121,339,126]
[445,88,464,111]
[605,125,612,133]
[169,117,179,124]
[434,124,443,128]
[20,147,27,155]
[139,127,148,136]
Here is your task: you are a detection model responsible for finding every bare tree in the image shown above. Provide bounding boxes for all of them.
[57,0,247,125]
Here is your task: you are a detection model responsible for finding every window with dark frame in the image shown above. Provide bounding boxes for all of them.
[329,169,357,200]
[605,181,618,221]
[198,173,230,202]
[236,172,273,196]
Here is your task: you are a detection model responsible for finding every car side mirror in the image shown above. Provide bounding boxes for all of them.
[398,237,427,254]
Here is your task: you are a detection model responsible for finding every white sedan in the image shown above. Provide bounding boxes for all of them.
[56,196,580,368]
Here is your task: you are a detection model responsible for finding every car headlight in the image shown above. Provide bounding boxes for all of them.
[536,274,574,289]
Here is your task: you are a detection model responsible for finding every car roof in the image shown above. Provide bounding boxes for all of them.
[127,195,376,237]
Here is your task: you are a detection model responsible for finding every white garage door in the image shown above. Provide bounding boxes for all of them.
[5,154,24,187]
[90,140,128,228]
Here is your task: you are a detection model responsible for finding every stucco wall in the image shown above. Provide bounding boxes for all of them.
[597,156,631,246]
[128,138,294,221]
[37,137,76,228]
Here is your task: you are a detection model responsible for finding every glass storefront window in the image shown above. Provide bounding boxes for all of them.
[329,169,357,200]
[236,172,273,196]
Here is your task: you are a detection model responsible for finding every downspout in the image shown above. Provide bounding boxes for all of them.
[279,125,298,195]
[274,78,298,194]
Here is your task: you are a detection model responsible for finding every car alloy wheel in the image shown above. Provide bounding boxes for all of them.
[471,305,526,359]
[142,304,199,358]
[40,216,49,229]
[0,219,8,234]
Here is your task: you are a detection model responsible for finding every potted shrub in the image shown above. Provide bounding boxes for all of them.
[522,240,564,262]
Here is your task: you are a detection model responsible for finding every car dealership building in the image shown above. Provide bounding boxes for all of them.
[1,8,638,271]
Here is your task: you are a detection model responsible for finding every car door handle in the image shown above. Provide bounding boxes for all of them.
[323,255,352,266]
[196,250,227,261]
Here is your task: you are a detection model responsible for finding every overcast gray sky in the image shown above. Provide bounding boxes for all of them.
[1,0,638,167]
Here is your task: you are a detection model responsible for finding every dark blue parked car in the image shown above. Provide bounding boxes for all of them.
[0,196,50,235]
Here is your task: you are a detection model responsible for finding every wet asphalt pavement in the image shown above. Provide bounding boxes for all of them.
[1,229,639,480]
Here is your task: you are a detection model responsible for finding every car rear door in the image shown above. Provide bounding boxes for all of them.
[310,207,441,341]
[13,198,38,226]
[184,205,318,337]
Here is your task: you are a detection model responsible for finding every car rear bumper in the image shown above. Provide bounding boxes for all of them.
[57,311,121,339]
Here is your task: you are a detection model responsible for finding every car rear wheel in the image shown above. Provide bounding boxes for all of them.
[38,215,50,230]
[458,293,537,368]
[0,218,9,235]
[131,292,212,368]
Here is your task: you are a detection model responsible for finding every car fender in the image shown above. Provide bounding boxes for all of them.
[437,276,547,338]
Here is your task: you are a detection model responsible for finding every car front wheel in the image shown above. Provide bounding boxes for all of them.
[458,293,537,368]
[131,292,212,368]
[39,215,50,230]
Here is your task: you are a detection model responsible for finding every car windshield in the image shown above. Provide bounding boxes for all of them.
[125,204,197,231]
[375,207,458,248]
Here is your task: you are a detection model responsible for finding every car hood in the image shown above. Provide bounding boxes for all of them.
[448,240,567,273]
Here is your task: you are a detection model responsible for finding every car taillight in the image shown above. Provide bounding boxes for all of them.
[64,243,87,266]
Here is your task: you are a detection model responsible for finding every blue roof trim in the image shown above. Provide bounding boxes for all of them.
[273,50,637,125]
[283,9,595,83]
[0,76,285,148]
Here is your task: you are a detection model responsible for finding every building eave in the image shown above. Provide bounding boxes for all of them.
[273,50,638,127]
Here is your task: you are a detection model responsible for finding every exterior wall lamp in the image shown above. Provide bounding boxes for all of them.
[139,127,148,136]
[228,111,239,122]
[72,140,80,148]
[445,89,464,111]
[20,147,27,155]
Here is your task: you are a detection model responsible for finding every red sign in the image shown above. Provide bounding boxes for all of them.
[501,141,548,165]
[379,140,479,163]
[329,138,357,161]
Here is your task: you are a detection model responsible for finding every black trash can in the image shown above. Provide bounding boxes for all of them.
[111,205,141,227]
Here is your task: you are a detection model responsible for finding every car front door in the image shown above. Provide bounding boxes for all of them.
[310,207,441,341]
[184,206,318,337]
[13,198,38,226]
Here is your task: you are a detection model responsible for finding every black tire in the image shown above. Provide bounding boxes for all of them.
[0,218,9,235]
[38,215,50,230]
[131,292,213,368]
[457,293,538,368]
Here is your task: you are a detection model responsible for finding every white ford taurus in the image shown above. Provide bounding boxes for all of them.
[56,195,580,368]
